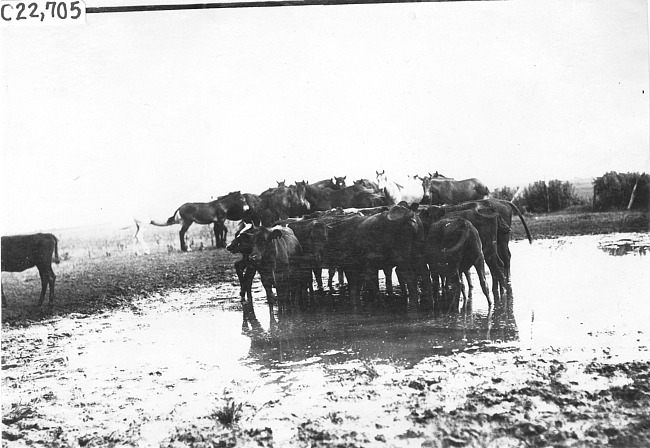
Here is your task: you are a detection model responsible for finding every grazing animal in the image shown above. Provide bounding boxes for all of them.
[376,170,426,205]
[2,233,60,306]
[226,223,275,320]
[425,218,491,311]
[279,218,330,294]
[249,226,309,316]
[354,178,380,190]
[430,198,532,282]
[349,204,431,305]
[420,175,489,205]
[258,183,310,227]
[151,191,250,251]
[304,183,387,212]
[419,203,509,301]
[311,176,347,190]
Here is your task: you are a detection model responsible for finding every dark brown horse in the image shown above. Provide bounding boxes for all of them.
[152,191,249,251]
[304,183,386,211]
[258,183,310,227]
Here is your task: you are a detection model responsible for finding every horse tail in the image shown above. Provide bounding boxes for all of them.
[507,201,533,244]
[151,209,181,227]
[52,235,60,264]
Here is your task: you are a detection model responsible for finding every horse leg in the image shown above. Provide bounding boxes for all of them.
[179,222,192,252]
[213,221,226,248]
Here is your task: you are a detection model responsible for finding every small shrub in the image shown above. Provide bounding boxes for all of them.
[211,400,242,426]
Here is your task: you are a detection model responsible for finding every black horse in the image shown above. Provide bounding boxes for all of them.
[152,191,250,251]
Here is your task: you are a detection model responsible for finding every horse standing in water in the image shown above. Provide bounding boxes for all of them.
[152,191,250,252]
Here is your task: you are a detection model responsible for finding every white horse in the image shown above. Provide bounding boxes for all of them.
[375,170,426,205]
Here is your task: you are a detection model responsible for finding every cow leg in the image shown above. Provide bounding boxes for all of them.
[416,261,433,306]
[327,268,336,289]
[312,267,323,291]
[396,265,419,304]
[383,267,393,295]
[464,270,473,300]
[2,288,7,307]
[363,268,379,302]
[234,259,248,301]
[259,268,276,320]
[459,275,468,312]
[475,258,493,308]
[37,268,48,306]
[345,268,362,307]
[485,252,507,302]
[47,268,56,303]
[179,222,192,252]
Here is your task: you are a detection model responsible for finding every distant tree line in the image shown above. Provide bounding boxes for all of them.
[491,171,649,213]
[592,171,649,211]
[492,181,584,213]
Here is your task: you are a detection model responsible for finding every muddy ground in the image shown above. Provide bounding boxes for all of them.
[2,213,650,447]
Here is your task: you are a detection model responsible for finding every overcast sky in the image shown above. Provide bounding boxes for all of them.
[1,0,648,233]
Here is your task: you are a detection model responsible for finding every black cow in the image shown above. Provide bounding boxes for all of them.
[419,203,509,301]
[249,226,310,316]
[2,233,60,306]
[427,198,532,283]
[348,205,431,305]
[425,218,491,312]
[278,218,330,294]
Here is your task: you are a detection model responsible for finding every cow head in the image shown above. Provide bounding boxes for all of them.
[226,222,255,254]
[249,227,284,262]
[334,176,347,189]
[305,221,328,262]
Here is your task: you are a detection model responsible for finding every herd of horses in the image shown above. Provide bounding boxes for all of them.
[144,171,491,253]
[145,171,530,318]
[1,171,532,315]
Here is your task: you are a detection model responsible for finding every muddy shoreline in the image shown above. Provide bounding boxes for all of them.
[2,218,650,447]
[2,284,650,448]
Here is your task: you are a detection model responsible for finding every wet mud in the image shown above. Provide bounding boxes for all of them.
[2,234,650,447]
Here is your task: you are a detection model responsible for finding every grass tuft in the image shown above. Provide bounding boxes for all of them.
[211,400,243,426]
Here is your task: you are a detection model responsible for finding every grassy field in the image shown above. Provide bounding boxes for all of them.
[1,209,648,326]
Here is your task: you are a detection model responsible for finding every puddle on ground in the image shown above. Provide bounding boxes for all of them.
[598,233,650,256]
[2,233,649,446]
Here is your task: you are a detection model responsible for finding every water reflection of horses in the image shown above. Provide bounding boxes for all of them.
[151,191,257,252]
[240,294,519,367]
